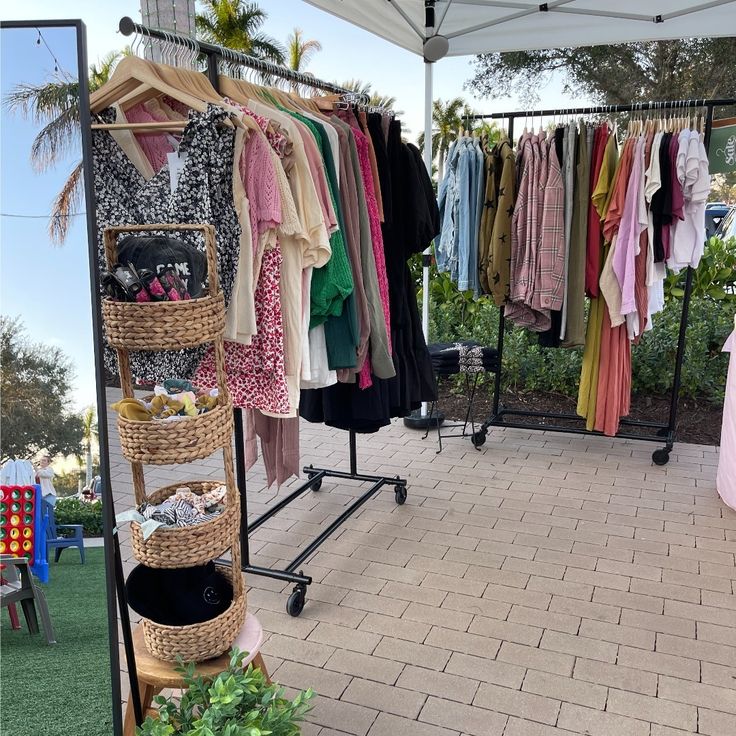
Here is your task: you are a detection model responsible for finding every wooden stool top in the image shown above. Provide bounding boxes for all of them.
[132,612,264,689]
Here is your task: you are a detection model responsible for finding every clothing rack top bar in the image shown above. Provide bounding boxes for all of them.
[467,98,736,121]
[118,16,351,96]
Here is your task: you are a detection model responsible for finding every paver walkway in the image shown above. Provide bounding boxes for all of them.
[108,389,736,735]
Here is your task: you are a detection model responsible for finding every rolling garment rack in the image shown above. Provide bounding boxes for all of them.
[462,98,736,466]
[118,17,408,617]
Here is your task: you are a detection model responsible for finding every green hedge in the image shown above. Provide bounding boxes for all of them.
[421,239,735,405]
[53,497,103,537]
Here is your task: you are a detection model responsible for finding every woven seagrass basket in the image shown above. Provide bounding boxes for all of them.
[118,399,234,465]
[140,560,246,662]
[101,223,224,351]
[130,479,237,569]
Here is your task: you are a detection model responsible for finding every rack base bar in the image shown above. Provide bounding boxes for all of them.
[235,457,409,616]
[213,558,312,586]
[303,465,408,487]
[474,408,675,465]
[285,477,392,572]
[483,417,670,443]
[493,407,669,431]
[246,473,326,534]
[244,565,312,586]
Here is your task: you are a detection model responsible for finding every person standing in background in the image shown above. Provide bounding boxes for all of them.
[35,452,57,506]
[717,315,736,511]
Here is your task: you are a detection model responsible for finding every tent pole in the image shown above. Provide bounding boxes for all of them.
[421,60,434,417]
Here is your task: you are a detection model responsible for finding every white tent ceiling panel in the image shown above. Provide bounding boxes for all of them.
[303,0,736,56]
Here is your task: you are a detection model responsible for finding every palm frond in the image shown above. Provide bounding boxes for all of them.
[250,35,286,65]
[194,15,219,43]
[29,106,80,172]
[3,79,79,122]
[370,93,396,109]
[288,28,322,72]
[339,79,373,96]
[89,50,124,91]
[48,161,83,245]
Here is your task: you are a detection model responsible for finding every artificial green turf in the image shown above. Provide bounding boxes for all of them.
[0,548,114,736]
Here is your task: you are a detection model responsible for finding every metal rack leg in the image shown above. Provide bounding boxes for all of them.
[112,527,142,728]
[473,306,506,449]
[654,263,694,466]
[234,424,408,616]
[233,408,250,567]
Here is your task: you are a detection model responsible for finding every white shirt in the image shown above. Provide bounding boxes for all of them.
[37,466,56,499]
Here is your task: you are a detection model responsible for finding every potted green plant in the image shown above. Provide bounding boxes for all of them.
[138,649,315,736]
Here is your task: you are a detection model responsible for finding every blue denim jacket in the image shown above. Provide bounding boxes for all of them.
[471,140,486,297]
[456,138,472,289]
[437,139,460,275]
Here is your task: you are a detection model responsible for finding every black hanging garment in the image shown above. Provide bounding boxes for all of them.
[299,117,439,432]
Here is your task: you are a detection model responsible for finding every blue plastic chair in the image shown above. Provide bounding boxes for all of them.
[44,503,85,564]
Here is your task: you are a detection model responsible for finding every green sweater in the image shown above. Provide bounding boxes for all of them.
[282,107,358,369]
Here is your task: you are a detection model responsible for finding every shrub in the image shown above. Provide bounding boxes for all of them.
[53,497,103,537]
[139,649,314,736]
[632,296,732,402]
[665,236,736,301]
[422,264,732,403]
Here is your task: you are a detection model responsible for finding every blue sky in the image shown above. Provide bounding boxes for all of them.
[0,1,590,410]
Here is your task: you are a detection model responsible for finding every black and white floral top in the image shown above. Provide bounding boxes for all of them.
[92,104,241,383]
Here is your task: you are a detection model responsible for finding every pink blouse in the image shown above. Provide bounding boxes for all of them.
[241,129,282,247]
[124,103,175,173]
[341,116,393,389]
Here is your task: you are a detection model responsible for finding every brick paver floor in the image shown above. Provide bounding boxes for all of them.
[108,389,736,735]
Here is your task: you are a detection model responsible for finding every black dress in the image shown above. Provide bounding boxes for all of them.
[299,116,439,432]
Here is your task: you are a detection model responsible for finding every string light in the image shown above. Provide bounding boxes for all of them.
[1,212,85,219]
[34,28,74,81]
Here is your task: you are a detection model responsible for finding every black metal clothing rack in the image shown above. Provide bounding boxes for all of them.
[462,98,736,465]
[118,17,409,617]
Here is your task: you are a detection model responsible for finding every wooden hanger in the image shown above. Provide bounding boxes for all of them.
[217,74,261,105]
[310,94,339,113]
[90,56,206,115]
[91,119,187,131]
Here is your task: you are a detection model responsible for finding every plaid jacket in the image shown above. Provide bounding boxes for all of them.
[532,135,566,312]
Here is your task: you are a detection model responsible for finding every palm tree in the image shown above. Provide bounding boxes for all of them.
[287,28,322,74]
[3,50,126,244]
[286,28,322,93]
[339,79,397,110]
[339,78,372,99]
[417,96,469,183]
[80,405,97,489]
[196,0,285,63]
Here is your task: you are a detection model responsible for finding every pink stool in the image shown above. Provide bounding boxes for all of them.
[123,612,267,736]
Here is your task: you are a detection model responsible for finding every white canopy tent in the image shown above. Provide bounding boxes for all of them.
[303,1,736,57]
[303,0,736,409]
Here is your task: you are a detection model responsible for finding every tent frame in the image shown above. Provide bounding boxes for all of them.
[455,97,736,465]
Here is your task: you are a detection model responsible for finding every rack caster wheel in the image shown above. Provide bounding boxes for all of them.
[286,584,307,617]
[394,485,407,505]
[307,474,322,491]
[652,448,671,466]
[471,431,486,448]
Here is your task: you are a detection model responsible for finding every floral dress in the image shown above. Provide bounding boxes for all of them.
[195,119,290,415]
[92,104,241,384]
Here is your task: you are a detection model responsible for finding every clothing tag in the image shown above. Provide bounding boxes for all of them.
[165,134,180,151]
[167,151,187,193]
